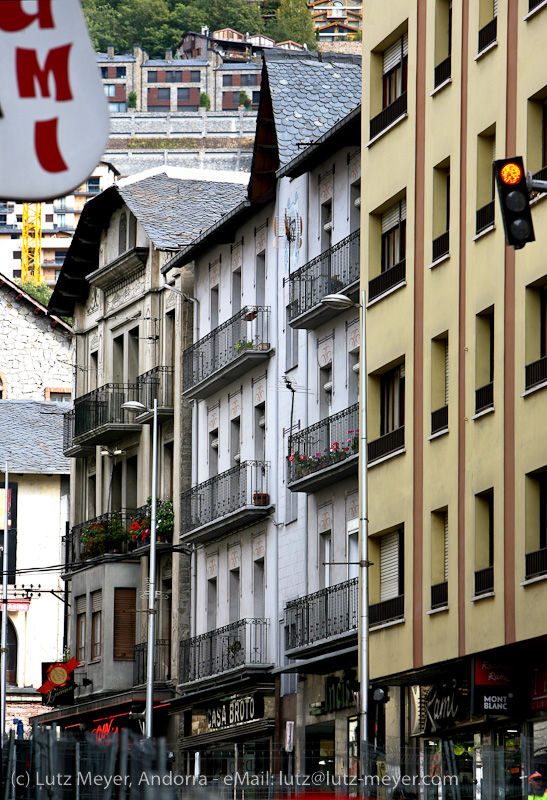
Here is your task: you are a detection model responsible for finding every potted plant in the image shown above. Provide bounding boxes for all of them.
[253,491,270,506]
[235,340,245,352]
[246,340,254,349]
[80,514,127,557]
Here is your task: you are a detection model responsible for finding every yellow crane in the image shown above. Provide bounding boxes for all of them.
[21,202,42,283]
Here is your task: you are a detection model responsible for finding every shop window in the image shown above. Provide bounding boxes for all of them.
[474,489,494,595]
[113,588,136,660]
[91,590,102,659]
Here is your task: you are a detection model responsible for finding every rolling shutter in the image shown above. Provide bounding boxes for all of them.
[91,590,101,612]
[380,531,400,601]
[381,200,406,234]
[114,588,136,661]
[383,33,408,73]
[445,340,449,405]
[443,512,449,582]
[76,595,86,614]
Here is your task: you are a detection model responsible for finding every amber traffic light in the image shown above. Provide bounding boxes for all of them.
[494,156,535,249]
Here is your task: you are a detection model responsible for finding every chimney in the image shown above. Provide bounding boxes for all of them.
[201,26,209,36]
[107,44,115,59]
[165,48,173,61]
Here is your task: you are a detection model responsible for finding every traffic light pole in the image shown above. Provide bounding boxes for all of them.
[527,172,547,193]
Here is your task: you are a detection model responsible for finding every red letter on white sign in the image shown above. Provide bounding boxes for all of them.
[35,118,68,173]
[0,0,54,32]
[17,45,73,101]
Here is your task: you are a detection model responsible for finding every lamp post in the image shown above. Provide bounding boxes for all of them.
[320,290,368,782]
[1,461,9,749]
[121,398,158,739]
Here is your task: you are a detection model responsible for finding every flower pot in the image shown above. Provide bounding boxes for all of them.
[253,492,270,506]
[256,342,270,351]
[245,311,257,321]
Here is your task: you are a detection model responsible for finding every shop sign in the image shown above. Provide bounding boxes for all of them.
[472,658,516,715]
[531,666,547,711]
[39,657,79,707]
[92,717,119,745]
[310,670,358,716]
[206,694,263,731]
[423,680,469,733]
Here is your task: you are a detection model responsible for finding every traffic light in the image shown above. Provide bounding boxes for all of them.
[494,156,535,249]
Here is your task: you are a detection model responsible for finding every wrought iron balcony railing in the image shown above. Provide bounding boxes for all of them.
[432,231,449,262]
[133,640,171,685]
[370,91,407,140]
[73,382,140,440]
[368,259,405,302]
[474,566,494,595]
[530,0,545,8]
[431,405,448,435]
[368,426,405,464]
[475,382,494,413]
[431,581,448,609]
[532,165,547,183]
[179,618,269,683]
[478,17,497,53]
[182,306,270,396]
[434,55,451,88]
[67,511,134,566]
[287,404,358,487]
[525,356,547,390]
[64,409,75,452]
[525,547,547,579]
[180,460,270,536]
[369,595,404,626]
[137,366,174,409]
[288,231,360,325]
[476,200,495,234]
[285,578,358,651]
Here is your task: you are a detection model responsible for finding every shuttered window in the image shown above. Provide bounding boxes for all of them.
[113,588,136,661]
[91,591,102,659]
[443,511,449,582]
[383,34,408,108]
[381,201,406,272]
[76,595,86,663]
[380,531,400,602]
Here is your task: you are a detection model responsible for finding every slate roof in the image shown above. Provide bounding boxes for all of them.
[144,59,207,67]
[0,401,70,474]
[264,50,362,167]
[216,62,262,71]
[116,174,249,250]
[96,53,136,62]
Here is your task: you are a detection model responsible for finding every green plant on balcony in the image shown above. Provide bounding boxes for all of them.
[80,515,127,557]
[131,498,174,545]
[289,451,311,478]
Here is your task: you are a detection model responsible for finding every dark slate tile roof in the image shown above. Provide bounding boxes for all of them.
[0,401,70,474]
[144,59,207,67]
[265,53,362,166]
[96,53,136,62]
[117,174,249,249]
[217,63,262,71]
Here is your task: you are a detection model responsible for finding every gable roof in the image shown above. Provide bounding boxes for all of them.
[0,400,70,474]
[0,272,72,333]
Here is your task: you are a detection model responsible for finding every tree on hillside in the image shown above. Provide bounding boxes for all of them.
[82,0,123,51]
[194,0,264,35]
[116,0,179,55]
[271,0,316,48]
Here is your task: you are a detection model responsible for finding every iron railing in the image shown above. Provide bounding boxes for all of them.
[179,618,268,682]
[137,366,174,409]
[475,566,494,595]
[133,640,171,685]
[73,382,140,439]
[369,259,406,301]
[67,511,133,566]
[368,426,405,463]
[525,547,547,579]
[288,231,360,322]
[530,0,545,9]
[369,595,404,626]
[285,578,358,650]
[525,356,547,390]
[431,581,448,609]
[370,91,407,140]
[180,460,269,535]
[182,306,270,392]
[533,165,547,182]
[432,231,449,262]
[431,405,448,435]
[475,381,494,413]
[287,404,358,484]
[434,55,451,88]
[476,200,495,234]
[63,408,75,451]
[478,17,497,53]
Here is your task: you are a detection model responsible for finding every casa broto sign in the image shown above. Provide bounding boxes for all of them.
[206,694,264,731]
[0,0,110,200]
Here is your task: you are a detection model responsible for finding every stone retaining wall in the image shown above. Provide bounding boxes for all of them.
[109,109,257,139]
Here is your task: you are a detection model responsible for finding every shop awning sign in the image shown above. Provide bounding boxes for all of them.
[472,658,515,715]
[39,657,79,706]
[206,694,264,731]
[531,666,547,711]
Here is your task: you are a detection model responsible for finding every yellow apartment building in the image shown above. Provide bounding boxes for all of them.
[361,0,547,793]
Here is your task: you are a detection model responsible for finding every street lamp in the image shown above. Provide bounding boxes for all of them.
[121,397,158,739]
[320,289,369,781]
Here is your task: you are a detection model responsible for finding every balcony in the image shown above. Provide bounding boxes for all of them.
[368,426,405,464]
[431,405,448,435]
[287,231,360,329]
[434,55,451,89]
[182,306,272,400]
[180,461,271,543]
[288,404,358,493]
[474,566,494,595]
[525,356,547,390]
[476,200,495,234]
[530,0,545,9]
[525,548,547,579]
[370,91,407,140]
[369,595,404,626]
[478,17,497,54]
[63,409,94,457]
[136,366,174,421]
[71,383,142,446]
[133,640,171,685]
[475,382,494,414]
[431,581,448,609]
[432,231,449,263]
[285,578,357,657]
[66,511,134,568]
[368,259,405,302]
[179,618,269,685]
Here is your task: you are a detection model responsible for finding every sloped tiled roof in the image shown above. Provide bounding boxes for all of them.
[96,53,136,62]
[144,59,207,67]
[116,174,248,250]
[0,401,70,474]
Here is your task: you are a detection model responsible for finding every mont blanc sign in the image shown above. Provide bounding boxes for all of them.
[0,0,110,200]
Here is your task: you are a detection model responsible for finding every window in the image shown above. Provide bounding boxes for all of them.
[525,280,547,389]
[241,74,258,86]
[525,470,547,579]
[177,87,190,102]
[478,0,497,53]
[12,251,21,260]
[190,70,200,82]
[56,197,66,210]
[381,200,406,273]
[431,333,449,434]
[86,177,100,193]
[255,403,265,461]
[256,251,265,307]
[321,198,332,250]
[109,101,127,112]
[76,595,86,662]
[100,66,108,78]
[55,250,66,264]
[233,91,240,105]
[253,558,265,618]
[56,214,66,228]
[104,84,115,97]
[229,568,240,622]
[526,93,547,180]
[431,509,448,607]
[231,416,241,466]
[474,490,494,595]
[252,91,260,106]
[381,364,405,436]
[209,426,219,477]
[434,0,452,87]
[476,127,495,233]
[207,578,217,630]
[118,211,127,255]
[157,88,170,101]
[165,70,182,82]
[285,311,298,372]
[116,67,126,78]
[432,159,450,261]
[475,307,494,413]
[49,391,71,403]
[319,363,333,420]
[91,591,102,659]
[223,74,233,86]
[113,588,136,660]
[382,35,408,109]
[320,531,332,588]
[348,518,359,580]
[147,71,158,82]
[379,530,403,601]
[350,179,361,233]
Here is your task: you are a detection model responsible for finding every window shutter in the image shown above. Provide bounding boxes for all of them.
[76,595,86,615]
[114,588,136,661]
[444,340,449,405]
[443,512,449,582]
[91,590,102,612]
[403,32,408,56]
[400,198,407,221]
[383,38,402,73]
[493,0,498,17]
[380,531,399,601]
[381,202,401,234]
